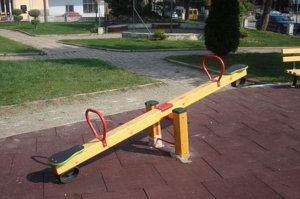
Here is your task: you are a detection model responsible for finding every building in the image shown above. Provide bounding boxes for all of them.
[0,0,105,22]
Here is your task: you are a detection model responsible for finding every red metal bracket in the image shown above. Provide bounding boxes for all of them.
[201,55,225,87]
[85,109,107,147]
[156,103,173,112]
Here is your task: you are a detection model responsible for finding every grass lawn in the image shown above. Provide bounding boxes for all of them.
[62,29,300,50]
[0,35,41,54]
[62,38,203,50]
[240,29,300,47]
[0,21,96,35]
[167,53,294,82]
[0,59,155,106]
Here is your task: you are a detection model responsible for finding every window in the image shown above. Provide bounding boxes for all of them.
[83,0,98,13]
[20,5,27,13]
[66,5,74,12]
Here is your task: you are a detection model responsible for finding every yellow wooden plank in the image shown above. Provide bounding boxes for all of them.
[282,56,300,63]
[53,69,247,175]
[282,48,300,54]
[286,69,300,76]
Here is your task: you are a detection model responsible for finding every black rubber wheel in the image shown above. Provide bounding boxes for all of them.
[58,167,79,184]
[231,77,246,88]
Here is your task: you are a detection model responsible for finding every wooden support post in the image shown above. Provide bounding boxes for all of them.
[145,100,163,147]
[173,108,191,163]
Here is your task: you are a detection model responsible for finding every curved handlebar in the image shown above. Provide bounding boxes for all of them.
[85,109,107,147]
[201,55,226,87]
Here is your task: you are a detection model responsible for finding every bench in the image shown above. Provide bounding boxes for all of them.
[282,48,300,87]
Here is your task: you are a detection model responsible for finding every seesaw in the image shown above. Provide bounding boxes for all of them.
[48,55,248,183]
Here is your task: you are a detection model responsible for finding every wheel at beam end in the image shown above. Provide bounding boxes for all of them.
[57,167,80,184]
[231,77,246,87]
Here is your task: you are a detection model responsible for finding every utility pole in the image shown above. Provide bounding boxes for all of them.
[43,0,47,22]
[297,0,299,23]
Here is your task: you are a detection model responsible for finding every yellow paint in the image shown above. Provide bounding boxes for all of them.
[173,110,189,159]
[52,70,247,175]
[286,69,300,76]
[145,103,161,141]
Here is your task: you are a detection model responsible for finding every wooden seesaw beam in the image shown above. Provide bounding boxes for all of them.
[51,68,247,175]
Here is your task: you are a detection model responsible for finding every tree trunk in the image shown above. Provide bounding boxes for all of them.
[184,0,190,20]
[258,0,272,31]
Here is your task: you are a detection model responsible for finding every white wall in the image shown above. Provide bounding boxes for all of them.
[48,0,104,18]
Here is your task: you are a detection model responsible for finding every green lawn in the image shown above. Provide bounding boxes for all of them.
[0,21,96,35]
[62,29,300,50]
[62,38,203,50]
[0,59,155,106]
[240,29,300,47]
[0,35,41,54]
[167,53,294,82]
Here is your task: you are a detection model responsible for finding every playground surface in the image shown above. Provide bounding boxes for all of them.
[1,86,300,199]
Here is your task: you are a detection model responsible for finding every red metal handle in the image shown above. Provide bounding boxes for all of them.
[201,55,226,87]
[85,109,107,147]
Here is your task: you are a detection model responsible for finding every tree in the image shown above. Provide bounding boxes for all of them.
[239,0,255,23]
[106,0,143,17]
[204,0,240,57]
[257,0,272,30]
[12,9,23,25]
[28,9,41,29]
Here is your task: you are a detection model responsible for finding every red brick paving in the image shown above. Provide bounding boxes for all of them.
[0,87,299,199]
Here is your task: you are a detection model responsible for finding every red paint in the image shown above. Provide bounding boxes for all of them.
[201,55,225,87]
[85,109,107,147]
[156,103,173,112]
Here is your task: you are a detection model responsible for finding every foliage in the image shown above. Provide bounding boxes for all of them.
[205,0,240,56]
[12,9,22,16]
[239,0,255,21]
[13,16,23,24]
[31,19,40,29]
[152,31,167,40]
[29,9,41,29]
[12,9,23,24]
[28,9,41,18]
[240,28,248,38]
[257,0,272,30]
[106,0,143,17]
[90,24,99,33]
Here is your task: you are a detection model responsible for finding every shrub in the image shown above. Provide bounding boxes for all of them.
[90,24,99,33]
[240,28,248,38]
[12,9,23,24]
[205,0,240,56]
[30,19,40,29]
[28,9,41,29]
[152,31,167,40]
[12,9,22,16]
[28,9,41,18]
[13,15,23,24]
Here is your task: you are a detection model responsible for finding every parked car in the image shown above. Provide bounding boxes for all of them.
[256,14,300,34]
[255,10,281,20]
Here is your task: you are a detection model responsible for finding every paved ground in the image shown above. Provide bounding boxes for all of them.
[0,29,283,138]
[1,29,300,198]
[0,87,299,199]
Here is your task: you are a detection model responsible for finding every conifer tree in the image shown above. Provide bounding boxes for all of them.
[205,0,240,56]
